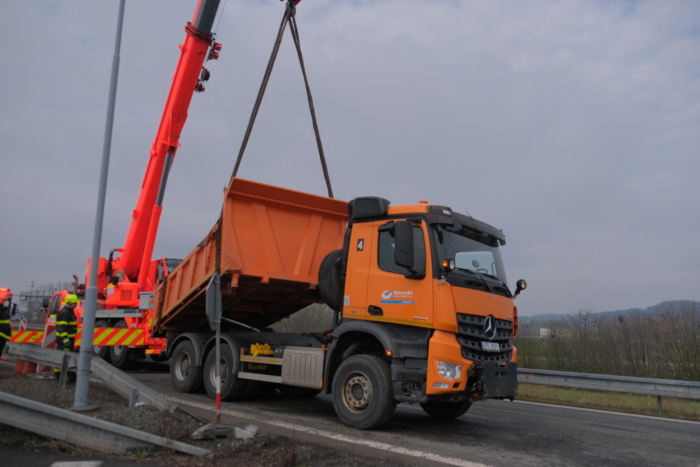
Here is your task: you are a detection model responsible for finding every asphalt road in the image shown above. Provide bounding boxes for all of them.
[126,362,700,467]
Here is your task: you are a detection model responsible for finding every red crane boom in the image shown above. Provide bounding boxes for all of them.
[91,0,223,304]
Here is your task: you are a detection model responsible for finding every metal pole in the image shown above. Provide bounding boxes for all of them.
[74,0,125,409]
[215,275,222,425]
[205,273,223,424]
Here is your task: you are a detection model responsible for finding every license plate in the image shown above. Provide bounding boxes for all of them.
[481,341,500,352]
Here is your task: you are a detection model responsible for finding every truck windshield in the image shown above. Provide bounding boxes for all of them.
[433,226,508,286]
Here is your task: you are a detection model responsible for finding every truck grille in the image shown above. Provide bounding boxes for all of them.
[456,313,513,363]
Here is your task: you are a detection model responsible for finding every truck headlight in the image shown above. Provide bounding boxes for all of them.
[436,360,462,381]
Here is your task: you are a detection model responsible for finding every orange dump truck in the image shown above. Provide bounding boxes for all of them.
[152,177,526,429]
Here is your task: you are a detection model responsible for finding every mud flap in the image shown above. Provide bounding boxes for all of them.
[483,362,517,399]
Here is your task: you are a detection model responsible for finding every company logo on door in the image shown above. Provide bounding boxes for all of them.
[380,290,414,304]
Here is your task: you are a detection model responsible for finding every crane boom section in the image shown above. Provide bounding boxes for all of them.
[119,0,221,281]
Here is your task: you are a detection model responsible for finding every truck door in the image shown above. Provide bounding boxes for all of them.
[345,220,434,327]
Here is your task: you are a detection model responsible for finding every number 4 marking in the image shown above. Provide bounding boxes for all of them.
[357,239,364,251]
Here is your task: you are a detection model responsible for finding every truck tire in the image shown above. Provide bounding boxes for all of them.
[420,400,472,419]
[170,340,203,393]
[318,249,344,311]
[109,320,131,368]
[332,354,396,430]
[203,344,255,401]
[93,319,110,362]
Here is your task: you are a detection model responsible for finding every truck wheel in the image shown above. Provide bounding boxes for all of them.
[203,344,252,401]
[332,355,396,429]
[109,320,131,368]
[420,400,472,419]
[93,319,110,362]
[170,340,203,393]
[319,249,344,311]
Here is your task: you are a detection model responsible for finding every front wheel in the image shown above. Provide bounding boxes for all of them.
[420,400,472,419]
[332,355,396,430]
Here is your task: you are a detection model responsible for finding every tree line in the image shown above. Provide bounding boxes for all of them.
[516,301,700,381]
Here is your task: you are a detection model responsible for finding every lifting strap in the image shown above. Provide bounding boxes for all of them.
[230,0,334,198]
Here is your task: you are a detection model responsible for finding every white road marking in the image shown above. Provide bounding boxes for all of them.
[170,396,489,467]
[52,462,103,467]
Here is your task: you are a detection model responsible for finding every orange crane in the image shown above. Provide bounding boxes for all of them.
[46,0,224,366]
[93,0,223,302]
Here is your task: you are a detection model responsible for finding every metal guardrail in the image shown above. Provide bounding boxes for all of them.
[517,368,700,399]
[517,368,700,415]
[5,342,173,410]
[0,391,210,456]
[2,342,210,456]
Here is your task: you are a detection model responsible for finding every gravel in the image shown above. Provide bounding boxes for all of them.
[0,360,409,466]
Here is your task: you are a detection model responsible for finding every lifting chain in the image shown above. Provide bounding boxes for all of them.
[230,0,334,198]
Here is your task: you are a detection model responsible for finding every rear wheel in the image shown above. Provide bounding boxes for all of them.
[420,400,472,419]
[109,320,131,368]
[203,343,256,400]
[332,355,396,430]
[170,340,203,393]
[93,319,110,361]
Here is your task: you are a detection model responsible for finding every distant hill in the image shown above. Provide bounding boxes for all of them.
[521,300,699,324]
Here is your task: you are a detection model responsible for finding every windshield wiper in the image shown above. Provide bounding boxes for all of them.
[461,269,493,293]
[481,272,507,287]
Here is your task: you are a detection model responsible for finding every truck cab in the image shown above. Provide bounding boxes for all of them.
[321,197,523,427]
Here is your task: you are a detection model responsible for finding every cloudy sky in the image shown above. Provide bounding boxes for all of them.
[1,0,698,316]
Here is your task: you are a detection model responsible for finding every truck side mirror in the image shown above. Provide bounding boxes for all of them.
[514,279,527,298]
[42,298,50,309]
[394,220,415,270]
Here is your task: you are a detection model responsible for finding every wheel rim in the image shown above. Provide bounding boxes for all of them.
[176,354,191,380]
[209,358,229,385]
[343,372,372,412]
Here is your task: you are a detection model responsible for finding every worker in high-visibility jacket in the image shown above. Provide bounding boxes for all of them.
[56,294,79,351]
[54,294,79,379]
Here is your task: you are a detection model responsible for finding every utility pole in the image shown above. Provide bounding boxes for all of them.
[74,0,126,409]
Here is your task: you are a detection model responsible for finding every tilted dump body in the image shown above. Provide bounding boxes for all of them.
[153,178,348,333]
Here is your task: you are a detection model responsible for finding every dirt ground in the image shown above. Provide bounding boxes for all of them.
[0,360,407,467]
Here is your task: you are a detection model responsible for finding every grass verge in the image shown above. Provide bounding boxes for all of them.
[517,383,700,421]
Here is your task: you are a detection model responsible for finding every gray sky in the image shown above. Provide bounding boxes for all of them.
[1,0,698,316]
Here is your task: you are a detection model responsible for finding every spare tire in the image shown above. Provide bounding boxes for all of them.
[318,249,344,311]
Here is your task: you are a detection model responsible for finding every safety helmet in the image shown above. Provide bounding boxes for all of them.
[64,294,80,304]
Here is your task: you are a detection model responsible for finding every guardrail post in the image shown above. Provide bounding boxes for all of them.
[657,395,663,416]
[59,353,71,389]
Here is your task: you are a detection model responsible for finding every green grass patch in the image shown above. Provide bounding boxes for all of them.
[517,383,700,421]
[8,435,28,447]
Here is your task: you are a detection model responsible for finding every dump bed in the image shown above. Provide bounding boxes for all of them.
[153,178,348,333]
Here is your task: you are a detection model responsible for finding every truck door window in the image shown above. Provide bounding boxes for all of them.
[50,296,61,315]
[378,226,426,277]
